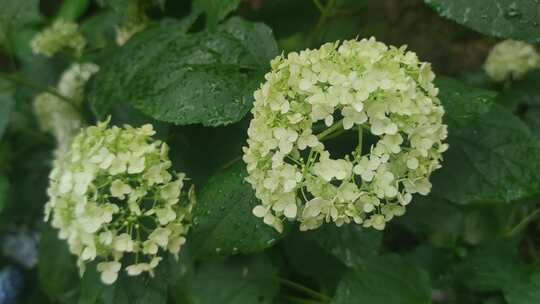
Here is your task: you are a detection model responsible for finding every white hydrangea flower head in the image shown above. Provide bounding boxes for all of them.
[44,119,195,284]
[484,39,540,82]
[33,63,99,155]
[243,38,448,233]
[31,19,86,57]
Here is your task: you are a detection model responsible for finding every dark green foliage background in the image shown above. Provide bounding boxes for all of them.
[1,0,540,303]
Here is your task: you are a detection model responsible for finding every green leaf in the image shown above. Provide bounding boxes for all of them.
[169,121,248,185]
[405,245,452,280]
[332,254,432,304]
[0,80,14,139]
[432,77,540,204]
[80,10,119,50]
[189,160,282,258]
[282,230,347,291]
[0,0,41,47]
[462,204,510,245]
[38,224,80,303]
[455,240,527,292]
[184,254,278,304]
[57,0,90,21]
[424,0,540,42]
[398,196,464,248]
[79,262,167,304]
[524,108,540,140]
[504,272,540,304]
[193,0,242,28]
[88,17,278,127]
[309,224,382,268]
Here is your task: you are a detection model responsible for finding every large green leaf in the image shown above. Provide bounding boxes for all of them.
[169,120,248,185]
[432,77,540,204]
[282,230,347,292]
[193,0,242,28]
[524,108,540,139]
[183,255,278,304]
[0,80,14,139]
[309,224,382,268]
[57,0,90,21]
[0,0,41,47]
[398,196,464,248]
[332,254,432,304]
[424,0,540,42]
[189,161,282,258]
[38,224,80,303]
[88,17,278,127]
[504,272,540,304]
[454,240,527,292]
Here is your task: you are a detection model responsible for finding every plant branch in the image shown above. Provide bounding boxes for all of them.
[312,0,325,13]
[316,118,344,141]
[505,207,540,237]
[357,126,363,156]
[277,277,331,302]
[0,72,76,105]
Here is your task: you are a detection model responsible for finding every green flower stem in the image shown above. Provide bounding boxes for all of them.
[316,118,344,141]
[312,0,325,13]
[311,0,338,45]
[357,126,363,156]
[0,71,77,106]
[277,277,331,302]
[220,155,242,170]
[505,207,540,237]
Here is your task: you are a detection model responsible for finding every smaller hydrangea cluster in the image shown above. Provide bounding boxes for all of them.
[484,39,540,82]
[45,120,194,284]
[244,38,448,233]
[31,19,86,57]
[34,63,99,155]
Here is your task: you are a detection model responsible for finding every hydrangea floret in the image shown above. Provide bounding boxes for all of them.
[484,39,540,82]
[243,38,448,233]
[44,119,194,284]
[34,63,99,155]
[31,19,86,57]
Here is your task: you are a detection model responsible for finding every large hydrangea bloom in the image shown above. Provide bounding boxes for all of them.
[484,39,540,82]
[243,38,448,233]
[45,120,194,284]
[31,19,86,57]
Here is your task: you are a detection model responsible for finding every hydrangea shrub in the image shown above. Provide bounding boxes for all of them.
[1,0,540,303]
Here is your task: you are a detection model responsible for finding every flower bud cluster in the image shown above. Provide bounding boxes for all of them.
[484,39,540,82]
[243,38,448,232]
[44,120,194,284]
[31,19,86,57]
